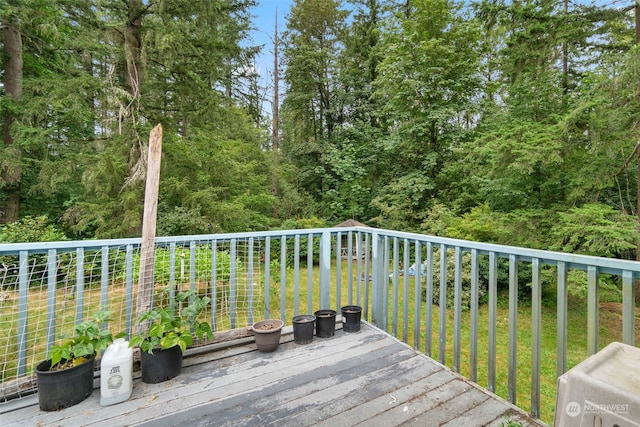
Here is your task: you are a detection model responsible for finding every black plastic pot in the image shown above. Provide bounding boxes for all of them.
[292,314,316,344]
[140,345,183,384]
[252,319,284,352]
[341,305,362,333]
[314,309,337,338]
[36,355,95,411]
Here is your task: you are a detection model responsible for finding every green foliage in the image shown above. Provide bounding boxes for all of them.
[47,309,119,370]
[130,289,213,354]
[423,249,488,311]
[117,247,240,286]
[0,216,67,243]
[550,204,637,258]
[279,217,327,267]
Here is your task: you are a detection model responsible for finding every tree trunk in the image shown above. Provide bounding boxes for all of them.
[271,10,280,154]
[1,15,23,223]
[125,0,142,98]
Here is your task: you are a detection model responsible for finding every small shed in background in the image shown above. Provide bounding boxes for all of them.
[334,219,370,260]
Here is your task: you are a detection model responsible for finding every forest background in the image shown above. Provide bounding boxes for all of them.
[1,0,640,270]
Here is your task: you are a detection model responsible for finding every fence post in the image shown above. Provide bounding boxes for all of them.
[371,231,385,329]
[319,231,331,309]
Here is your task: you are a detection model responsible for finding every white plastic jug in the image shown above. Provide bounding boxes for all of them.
[100,338,133,406]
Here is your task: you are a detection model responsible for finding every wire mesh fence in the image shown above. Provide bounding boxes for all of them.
[0,236,268,400]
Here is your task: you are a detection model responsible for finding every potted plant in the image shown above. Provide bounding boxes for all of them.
[130,288,213,384]
[35,309,117,411]
[252,319,284,352]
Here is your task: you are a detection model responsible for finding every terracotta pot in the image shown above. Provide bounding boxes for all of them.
[252,319,284,352]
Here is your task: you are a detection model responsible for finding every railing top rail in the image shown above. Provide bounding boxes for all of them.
[366,227,640,276]
[2,225,639,276]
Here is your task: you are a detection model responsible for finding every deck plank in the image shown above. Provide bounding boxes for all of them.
[1,323,546,427]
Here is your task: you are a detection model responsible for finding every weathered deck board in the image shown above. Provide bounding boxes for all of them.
[1,323,546,427]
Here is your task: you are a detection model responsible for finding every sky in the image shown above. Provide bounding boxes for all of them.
[250,0,294,84]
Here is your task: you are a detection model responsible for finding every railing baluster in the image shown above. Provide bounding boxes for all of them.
[531,257,541,418]
[248,237,254,325]
[100,246,109,311]
[189,241,196,301]
[46,249,57,352]
[364,233,371,319]
[383,236,390,331]
[210,240,217,331]
[622,270,634,345]
[280,237,287,321]
[453,246,462,372]
[75,247,85,324]
[371,232,384,328]
[438,244,447,365]
[320,231,331,310]
[335,232,341,311]
[556,261,568,377]
[587,265,599,355]
[230,239,237,329]
[425,242,433,357]
[355,233,362,308]
[469,248,478,382]
[294,234,300,315]
[347,231,353,305]
[264,237,271,320]
[169,242,177,303]
[17,251,29,376]
[508,254,518,404]
[488,251,497,393]
[414,241,422,350]
[392,237,399,338]
[125,245,134,334]
[307,233,313,312]
[403,239,410,344]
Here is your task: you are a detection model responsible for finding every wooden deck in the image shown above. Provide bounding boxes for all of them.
[2,322,547,426]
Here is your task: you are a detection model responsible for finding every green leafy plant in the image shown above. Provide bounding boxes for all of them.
[47,309,118,371]
[131,289,213,354]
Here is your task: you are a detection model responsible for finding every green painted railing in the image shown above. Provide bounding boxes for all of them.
[1,226,638,422]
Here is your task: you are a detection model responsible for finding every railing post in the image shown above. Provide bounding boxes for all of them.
[371,231,385,328]
[319,231,331,310]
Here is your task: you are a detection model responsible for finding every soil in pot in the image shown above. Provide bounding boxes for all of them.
[140,345,183,384]
[252,319,284,352]
[314,309,337,338]
[36,355,95,411]
[292,314,316,344]
[341,305,362,333]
